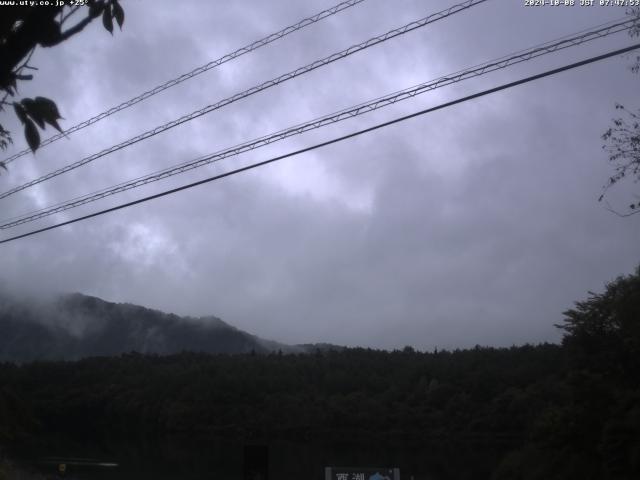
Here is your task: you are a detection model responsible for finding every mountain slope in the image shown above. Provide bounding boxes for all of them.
[0,293,306,362]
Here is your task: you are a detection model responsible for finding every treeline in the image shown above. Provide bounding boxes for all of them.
[1,267,639,479]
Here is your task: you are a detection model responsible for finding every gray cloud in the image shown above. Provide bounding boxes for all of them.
[0,0,638,350]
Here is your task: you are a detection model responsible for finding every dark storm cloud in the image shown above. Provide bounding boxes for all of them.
[0,0,638,349]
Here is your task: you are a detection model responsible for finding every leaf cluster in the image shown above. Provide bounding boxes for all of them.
[600,8,640,215]
[0,1,125,160]
[601,104,640,213]
[13,97,63,153]
[557,265,640,378]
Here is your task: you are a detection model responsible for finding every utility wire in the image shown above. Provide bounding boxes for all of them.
[0,0,368,166]
[0,0,489,200]
[0,17,633,229]
[0,16,632,223]
[1,42,638,246]
[0,17,630,226]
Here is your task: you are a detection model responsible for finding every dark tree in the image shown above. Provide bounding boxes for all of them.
[0,0,124,161]
[600,8,640,215]
[557,265,640,378]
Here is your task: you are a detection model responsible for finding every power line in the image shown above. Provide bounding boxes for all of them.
[0,0,489,200]
[1,17,633,229]
[0,0,368,166]
[1,42,638,246]
[0,17,631,227]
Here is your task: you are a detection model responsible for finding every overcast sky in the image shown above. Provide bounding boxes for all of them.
[0,0,638,350]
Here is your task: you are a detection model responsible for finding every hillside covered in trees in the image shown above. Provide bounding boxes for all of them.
[0,267,639,479]
[0,292,328,362]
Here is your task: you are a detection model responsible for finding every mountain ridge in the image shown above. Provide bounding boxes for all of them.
[0,292,340,362]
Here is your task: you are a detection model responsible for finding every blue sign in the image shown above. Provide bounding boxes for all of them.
[325,467,400,480]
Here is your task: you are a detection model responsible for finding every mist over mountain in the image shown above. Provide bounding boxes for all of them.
[0,293,325,362]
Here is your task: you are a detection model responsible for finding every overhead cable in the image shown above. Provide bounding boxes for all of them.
[0,0,489,200]
[0,17,633,229]
[0,0,368,166]
[1,42,638,245]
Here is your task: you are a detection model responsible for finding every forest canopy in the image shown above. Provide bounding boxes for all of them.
[0,268,638,480]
